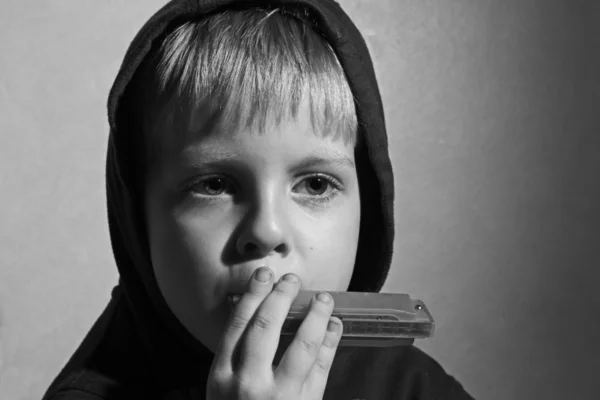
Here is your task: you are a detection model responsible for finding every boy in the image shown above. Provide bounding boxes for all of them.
[43,1,474,399]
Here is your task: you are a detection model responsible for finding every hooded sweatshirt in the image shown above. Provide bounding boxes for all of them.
[42,1,474,399]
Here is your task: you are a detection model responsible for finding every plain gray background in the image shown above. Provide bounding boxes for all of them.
[1,0,599,399]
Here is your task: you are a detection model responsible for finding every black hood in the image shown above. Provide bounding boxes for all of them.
[105,0,395,388]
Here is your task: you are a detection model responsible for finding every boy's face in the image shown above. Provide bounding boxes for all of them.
[144,102,361,353]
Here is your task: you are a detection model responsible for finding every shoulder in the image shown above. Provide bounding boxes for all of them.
[43,389,105,400]
[326,345,474,400]
[41,369,126,400]
[41,287,159,400]
[398,345,474,399]
[42,369,160,400]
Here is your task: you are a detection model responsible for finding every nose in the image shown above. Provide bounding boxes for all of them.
[235,198,291,258]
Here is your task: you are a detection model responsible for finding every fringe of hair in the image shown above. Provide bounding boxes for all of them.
[135,7,358,170]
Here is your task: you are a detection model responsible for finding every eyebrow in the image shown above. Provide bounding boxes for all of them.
[178,146,241,169]
[293,146,356,170]
[177,147,355,171]
[293,154,355,170]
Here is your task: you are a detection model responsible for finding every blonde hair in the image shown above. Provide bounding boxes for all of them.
[130,7,358,173]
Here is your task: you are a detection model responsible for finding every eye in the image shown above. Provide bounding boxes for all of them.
[304,177,330,196]
[294,174,342,202]
[189,176,236,196]
[204,177,227,195]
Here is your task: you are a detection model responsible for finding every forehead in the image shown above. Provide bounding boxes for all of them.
[177,133,356,179]
[148,101,357,184]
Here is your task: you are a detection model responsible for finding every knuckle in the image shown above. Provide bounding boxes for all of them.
[236,374,271,399]
[251,311,277,331]
[321,331,341,349]
[229,314,251,330]
[210,369,228,384]
[207,371,230,397]
[207,373,223,389]
[297,337,321,356]
[236,373,256,391]
[313,356,332,373]
[246,287,268,299]
[236,382,258,399]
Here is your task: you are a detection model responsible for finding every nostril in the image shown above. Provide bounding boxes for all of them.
[242,242,287,256]
[243,242,259,254]
[274,243,287,254]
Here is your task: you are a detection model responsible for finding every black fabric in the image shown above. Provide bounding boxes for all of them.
[42,0,474,398]
[44,289,474,400]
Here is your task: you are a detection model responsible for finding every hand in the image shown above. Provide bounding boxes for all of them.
[206,267,343,400]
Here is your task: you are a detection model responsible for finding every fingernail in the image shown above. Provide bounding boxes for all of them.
[316,292,331,303]
[283,273,299,283]
[327,319,339,332]
[255,267,272,283]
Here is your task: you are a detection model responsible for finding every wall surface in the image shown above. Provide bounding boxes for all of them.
[1,1,598,399]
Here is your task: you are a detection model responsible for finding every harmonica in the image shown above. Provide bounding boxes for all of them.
[283,291,435,347]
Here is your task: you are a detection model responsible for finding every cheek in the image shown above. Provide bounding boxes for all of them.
[146,203,231,311]
[145,195,237,351]
[301,197,361,290]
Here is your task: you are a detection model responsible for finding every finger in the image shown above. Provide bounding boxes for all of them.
[304,316,343,395]
[237,273,301,373]
[213,267,274,372]
[274,292,334,385]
